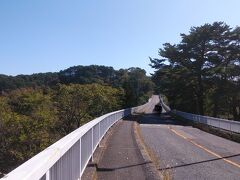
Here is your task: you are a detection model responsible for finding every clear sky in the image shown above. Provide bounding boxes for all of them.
[0,0,239,76]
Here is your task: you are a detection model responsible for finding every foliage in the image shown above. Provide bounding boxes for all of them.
[54,84,124,134]
[0,83,127,172]
[0,88,58,172]
[0,65,153,108]
[150,22,240,120]
[116,68,154,107]
[59,65,116,85]
[0,73,59,92]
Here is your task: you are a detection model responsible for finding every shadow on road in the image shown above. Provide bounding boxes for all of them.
[121,113,184,126]
[158,153,240,171]
[136,112,188,126]
[96,161,152,172]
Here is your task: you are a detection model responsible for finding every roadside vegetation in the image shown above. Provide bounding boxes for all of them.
[0,66,154,174]
[1,21,239,176]
[150,22,240,121]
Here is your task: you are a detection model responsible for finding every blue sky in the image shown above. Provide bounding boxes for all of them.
[0,0,239,76]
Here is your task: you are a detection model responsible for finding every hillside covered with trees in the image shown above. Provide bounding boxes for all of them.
[1,22,239,176]
[150,22,240,121]
[0,65,154,174]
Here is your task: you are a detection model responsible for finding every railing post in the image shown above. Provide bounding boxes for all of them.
[79,137,81,180]
[46,170,50,180]
[91,128,94,162]
[98,122,101,146]
[230,122,232,133]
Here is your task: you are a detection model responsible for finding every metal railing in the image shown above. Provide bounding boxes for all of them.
[160,96,240,134]
[159,95,171,112]
[2,100,151,180]
[172,110,240,133]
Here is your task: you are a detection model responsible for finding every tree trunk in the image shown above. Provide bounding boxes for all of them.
[232,97,240,121]
[213,102,219,117]
[197,75,204,115]
[196,41,206,115]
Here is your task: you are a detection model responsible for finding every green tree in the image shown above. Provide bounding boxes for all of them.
[150,22,240,119]
[119,68,154,107]
[54,84,124,135]
[0,88,58,173]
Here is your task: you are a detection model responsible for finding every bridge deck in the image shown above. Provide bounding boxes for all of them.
[96,118,149,180]
[140,113,240,180]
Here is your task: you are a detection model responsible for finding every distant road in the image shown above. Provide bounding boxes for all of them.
[139,112,240,179]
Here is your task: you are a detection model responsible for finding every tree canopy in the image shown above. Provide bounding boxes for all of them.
[0,65,153,174]
[150,22,240,120]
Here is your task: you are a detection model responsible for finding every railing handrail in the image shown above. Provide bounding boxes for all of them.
[173,110,240,123]
[2,100,151,180]
[160,96,240,134]
[173,110,240,133]
[2,110,120,179]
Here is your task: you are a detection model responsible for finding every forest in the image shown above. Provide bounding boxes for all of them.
[0,66,154,174]
[151,22,239,121]
[0,21,239,175]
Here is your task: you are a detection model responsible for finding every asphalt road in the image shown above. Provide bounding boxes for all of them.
[97,118,151,180]
[139,113,240,180]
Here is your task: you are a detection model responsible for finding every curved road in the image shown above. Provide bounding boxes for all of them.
[97,95,240,179]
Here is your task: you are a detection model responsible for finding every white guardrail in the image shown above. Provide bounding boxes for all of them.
[2,100,151,180]
[160,96,240,134]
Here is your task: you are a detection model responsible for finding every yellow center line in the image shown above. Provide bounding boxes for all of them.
[168,126,240,169]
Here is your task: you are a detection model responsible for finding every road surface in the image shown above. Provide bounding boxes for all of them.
[97,117,153,180]
[139,113,240,180]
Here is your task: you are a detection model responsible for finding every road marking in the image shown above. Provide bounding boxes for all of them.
[168,126,240,169]
[140,124,168,127]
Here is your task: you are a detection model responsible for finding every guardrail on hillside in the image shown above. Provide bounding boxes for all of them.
[2,100,151,180]
[160,96,240,134]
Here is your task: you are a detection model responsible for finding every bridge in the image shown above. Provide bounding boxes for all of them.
[1,95,240,180]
